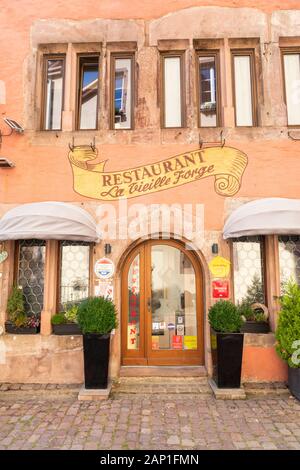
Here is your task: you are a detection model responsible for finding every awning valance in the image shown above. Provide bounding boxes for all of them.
[223,198,300,239]
[0,202,99,242]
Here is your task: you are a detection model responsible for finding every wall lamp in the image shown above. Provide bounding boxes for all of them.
[0,157,15,168]
[104,243,112,255]
[211,243,219,254]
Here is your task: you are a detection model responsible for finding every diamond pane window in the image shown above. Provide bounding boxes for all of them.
[18,240,46,317]
[59,241,90,309]
[232,236,265,304]
[279,235,300,289]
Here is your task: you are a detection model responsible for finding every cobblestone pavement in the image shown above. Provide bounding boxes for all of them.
[0,378,300,450]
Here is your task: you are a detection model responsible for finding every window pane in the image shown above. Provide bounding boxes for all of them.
[233,55,253,126]
[283,54,300,125]
[127,254,140,350]
[114,58,132,129]
[18,240,45,317]
[151,245,197,350]
[164,56,182,127]
[199,56,217,127]
[79,57,99,130]
[59,241,90,309]
[233,236,265,304]
[279,235,300,290]
[45,59,64,130]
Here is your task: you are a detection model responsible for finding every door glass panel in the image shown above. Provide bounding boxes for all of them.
[151,245,197,351]
[127,254,140,350]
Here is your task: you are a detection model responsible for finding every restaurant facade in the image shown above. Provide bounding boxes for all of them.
[0,0,300,384]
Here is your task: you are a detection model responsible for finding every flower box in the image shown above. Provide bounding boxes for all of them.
[52,323,82,335]
[241,321,270,333]
[5,321,40,334]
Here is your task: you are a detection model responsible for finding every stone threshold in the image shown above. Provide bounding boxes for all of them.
[120,366,207,377]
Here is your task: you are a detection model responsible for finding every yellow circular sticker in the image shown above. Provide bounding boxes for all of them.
[209,256,231,278]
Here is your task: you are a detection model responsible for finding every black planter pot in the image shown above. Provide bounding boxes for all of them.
[82,334,110,389]
[52,323,82,335]
[211,330,244,388]
[288,367,300,401]
[5,321,40,334]
[241,321,270,333]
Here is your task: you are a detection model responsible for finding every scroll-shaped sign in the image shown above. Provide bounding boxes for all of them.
[69,145,248,201]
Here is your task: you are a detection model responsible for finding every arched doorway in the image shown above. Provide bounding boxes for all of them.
[121,239,204,366]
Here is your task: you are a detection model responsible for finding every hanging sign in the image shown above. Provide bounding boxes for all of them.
[69,145,248,200]
[0,251,8,264]
[209,256,231,278]
[94,257,115,280]
[212,280,230,299]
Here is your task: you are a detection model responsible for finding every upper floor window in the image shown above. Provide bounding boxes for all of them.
[232,50,257,127]
[282,50,300,126]
[77,55,99,130]
[197,51,220,127]
[111,54,134,129]
[42,56,65,130]
[232,236,265,305]
[161,52,185,128]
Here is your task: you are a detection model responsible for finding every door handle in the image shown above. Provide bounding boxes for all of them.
[147,298,151,312]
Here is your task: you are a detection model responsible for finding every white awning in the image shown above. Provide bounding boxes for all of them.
[223,198,300,239]
[0,202,99,242]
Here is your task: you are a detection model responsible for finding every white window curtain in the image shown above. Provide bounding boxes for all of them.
[234,55,253,126]
[284,54,300,126]
[164,57,182,127]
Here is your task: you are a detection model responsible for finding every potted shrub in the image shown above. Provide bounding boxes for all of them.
[276,280,300,401]
[51,304,81,335]
[238,301,270,333]
[77,296,118,389]
[209,300,244,388]
[5,286,40,334]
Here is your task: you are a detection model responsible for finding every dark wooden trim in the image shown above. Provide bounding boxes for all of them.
[110,52,135,130]
[76,53,100,131]
[41,54,66,131]
[196,49,222,128]
[231,49,258,127]
[160,51,186,129]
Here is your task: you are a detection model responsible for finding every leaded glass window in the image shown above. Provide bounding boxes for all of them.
[59,241,90,310]
[279,235,300,289]
[18,240,46,317]
[232,236,265,304]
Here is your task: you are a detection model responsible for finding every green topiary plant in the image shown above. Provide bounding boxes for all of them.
[51,313,66,325]
[209,300,243,333]
[7,285,25,324]
[276,280,300,368]
[77,296,118,335]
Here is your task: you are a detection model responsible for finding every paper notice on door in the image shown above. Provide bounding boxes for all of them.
[184,336,197,350]
[152,336,160,350]
[172,335,183,350]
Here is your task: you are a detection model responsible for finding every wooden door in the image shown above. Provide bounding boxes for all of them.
[121,240,204,366]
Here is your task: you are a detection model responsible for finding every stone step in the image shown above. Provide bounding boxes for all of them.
[120,366,208,377]
[112,377,212,396]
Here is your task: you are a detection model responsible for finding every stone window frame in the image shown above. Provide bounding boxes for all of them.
[36,43,102,132]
